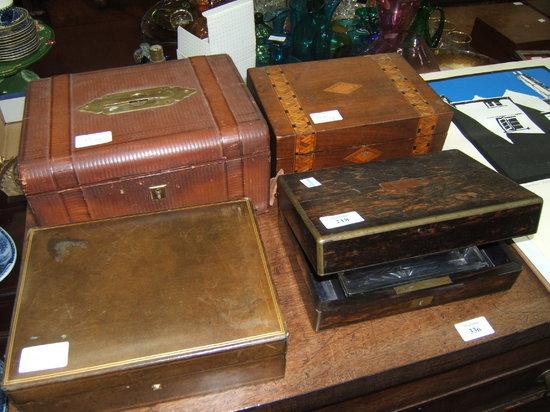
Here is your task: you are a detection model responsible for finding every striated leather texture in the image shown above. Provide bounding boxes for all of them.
[18,55,270,225]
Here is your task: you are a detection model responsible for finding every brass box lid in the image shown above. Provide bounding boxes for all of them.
[3,200,286,399]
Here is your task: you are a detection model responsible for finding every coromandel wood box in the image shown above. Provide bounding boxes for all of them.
[277,150,542,330]
[2,200,287,410]
[18,55,270,227]
[248,54,453,173]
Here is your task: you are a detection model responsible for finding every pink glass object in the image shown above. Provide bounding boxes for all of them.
[368,0,421,54]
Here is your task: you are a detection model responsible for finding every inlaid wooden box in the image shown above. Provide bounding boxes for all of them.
[247,54,453,173]
[2,199,287,410]
[277,150,542,330]
[18,55,270,227]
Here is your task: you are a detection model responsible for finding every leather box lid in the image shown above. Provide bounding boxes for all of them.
[2,200,286,397]
[248,54,453,161]
[277,150,543,275]
[18,55,269,195]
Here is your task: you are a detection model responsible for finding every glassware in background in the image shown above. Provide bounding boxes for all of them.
[254,0,287,16]
[186,14,208,38]
[264,8,289,64]
[330,19,353,57]
[401,33,439,73]
[408,0,444,48]
[134,42,151,63]
[348,6,379,55]
[255,12,272,66]
[368,0,421,54]
[333,0,360,20]
[288,0,341,62]
[428,16,455,47]
[141,0,198,51]
[185,0,211,39]
[439,30,472,51]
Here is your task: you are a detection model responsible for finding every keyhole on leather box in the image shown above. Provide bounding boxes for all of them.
[149,184,167,201]
[129,98,149,107]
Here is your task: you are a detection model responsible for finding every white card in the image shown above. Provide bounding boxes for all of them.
[268,35,286,42]
[309,110,343,124]
[513,2,523,5]
[454,316,495,342]
[19,341,70,373]
[320,211,364,229]
[74,131,113,149]
[300,177,322,188]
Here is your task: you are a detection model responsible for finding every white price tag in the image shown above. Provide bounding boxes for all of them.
[513,2,524,5]
[74,131,113,149]
[538,18,546,23]
[268,35,286,42]
[320,211,364,229]
[19,341,70,373]
[300,177,322,188]
[309,110,343,124]
[454,316,495,342]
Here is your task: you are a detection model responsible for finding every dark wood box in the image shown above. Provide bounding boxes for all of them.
[282,214,523,331]
[277,150,542,275]
[247,54,453,173]
[18,55,270,227]
[2,200,287,410]
[471,4,550,62]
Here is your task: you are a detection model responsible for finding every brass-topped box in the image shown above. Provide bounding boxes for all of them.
[2,199,287,410]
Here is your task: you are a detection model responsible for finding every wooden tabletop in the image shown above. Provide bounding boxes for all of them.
[134,206,550,411]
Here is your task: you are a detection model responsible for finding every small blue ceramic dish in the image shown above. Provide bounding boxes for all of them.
[0,359,6,412]
[0,6,24,27]
[0,226,16,283]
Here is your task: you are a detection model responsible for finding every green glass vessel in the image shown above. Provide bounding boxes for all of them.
[408,0,444,48]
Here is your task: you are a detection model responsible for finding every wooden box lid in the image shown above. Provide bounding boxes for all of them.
[2,200,286,409]
[471,3,550,61]
[277,150,543,275]
[248,54,453,169]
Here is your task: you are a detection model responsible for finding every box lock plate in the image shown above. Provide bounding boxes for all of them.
[79,86,196,115]
[410,296,434,308]
[149,184,167,201]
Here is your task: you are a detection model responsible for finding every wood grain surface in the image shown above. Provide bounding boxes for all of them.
[278,150,542,274]
[130,205,550,411]
[247,54,453,173]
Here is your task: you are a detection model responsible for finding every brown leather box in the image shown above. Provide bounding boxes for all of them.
[247,54,453,173]
[277,150,543,330]
[2,199,287,410]
[18,55,270,227]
